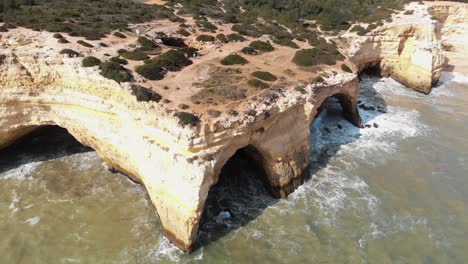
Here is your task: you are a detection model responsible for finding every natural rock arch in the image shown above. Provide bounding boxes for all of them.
[313,93,363,128]
[196,145,274,247]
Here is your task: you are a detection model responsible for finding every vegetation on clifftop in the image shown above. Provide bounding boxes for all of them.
[0,0,178,40]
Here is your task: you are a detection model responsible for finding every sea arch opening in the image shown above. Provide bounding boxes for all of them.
[197,145,277,247]
[0,125,162,262]
[0,125,93,173]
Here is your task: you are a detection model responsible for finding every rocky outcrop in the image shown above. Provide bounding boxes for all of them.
[0,0,462,253]
[0,43,361,251]
[345,2,446,94]
[427,1,468,53]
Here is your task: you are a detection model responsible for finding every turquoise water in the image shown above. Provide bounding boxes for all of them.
[0,74,467,263]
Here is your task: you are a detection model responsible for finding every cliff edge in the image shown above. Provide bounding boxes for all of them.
[0,0,465,252]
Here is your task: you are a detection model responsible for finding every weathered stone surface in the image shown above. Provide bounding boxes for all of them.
[346,2,447,94]
[0,0,464,252]
[428,1,468,53]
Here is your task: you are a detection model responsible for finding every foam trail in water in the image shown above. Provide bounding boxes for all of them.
[287,76,432,246]
[439,71,468,85]
[0,161,43,180]
[24,216,41,226]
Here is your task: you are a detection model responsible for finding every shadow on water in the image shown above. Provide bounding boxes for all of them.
[0,126,92,174]
[309,75,388,177]
[196,147,278,249]
[197,74,388,250]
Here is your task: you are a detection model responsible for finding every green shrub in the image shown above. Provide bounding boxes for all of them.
[232,24,261,37]
[197,20,217,31]
[110,57,128,65]
[273,38,300,49]
[117,49,128,55]
[136,63,166,80]
[216,33,228,43]
[366,23,378,32]
[241,47,257,55]
[131,85,162,102]
[251,71,277,82]
[341,64,353,73]
[0,0,180,39]
[177,28,191,37]
[179,47,198,58]
[58,38,69,44]
[174,112,200,127]
[349,24,370,35]
[404,10,414,15]
[113,32,126,38]
[0,26,8,32]
[122,50,150,61]
[249,41,274,52]
[4,23,16,29]
[227,33,246,42]
[99,61,131,83]
[220,54,249,65]
[146,50,192,71]
[82,56,101,67]
[292,48,342,67]
[247,78,270,89]
[77,40,94,48]
[53,33,63,39]
[59,49,80,57]
[138,36,158,51]
[196,34,215,42]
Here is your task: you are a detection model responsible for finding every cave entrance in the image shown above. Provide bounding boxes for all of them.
[315,93,362,128]
[0,126,92,173]
[197,145,276,247]
[310,94,364,175]
[358,60,382,79]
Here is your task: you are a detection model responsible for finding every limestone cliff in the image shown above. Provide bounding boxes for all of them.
[0,0,463,252]
[0,38,361,251]
[345,1,446,94]
[428,1,468,52]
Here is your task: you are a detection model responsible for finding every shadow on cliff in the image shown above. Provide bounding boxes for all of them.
[196,74,388,250]
[0,126,92,174]
[196,148,278,249]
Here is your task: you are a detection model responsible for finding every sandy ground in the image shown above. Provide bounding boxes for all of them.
[444,51,468,75]
[425,1,466,7]
[144,0,167,5]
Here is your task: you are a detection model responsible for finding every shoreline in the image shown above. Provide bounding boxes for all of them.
[443,51,468,75]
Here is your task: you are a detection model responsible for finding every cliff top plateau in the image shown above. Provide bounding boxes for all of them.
[0,0,466,252]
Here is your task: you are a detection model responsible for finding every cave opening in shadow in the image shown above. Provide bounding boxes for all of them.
[309,80,388,177]
[0,126,92,174]
[358,61,382,79]
[197,145,277,248]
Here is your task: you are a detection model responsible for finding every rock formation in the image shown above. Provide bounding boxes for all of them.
[0,1,464,252]
[345,2,446,94]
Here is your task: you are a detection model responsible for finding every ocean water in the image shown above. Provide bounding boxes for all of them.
[1,74,467,263]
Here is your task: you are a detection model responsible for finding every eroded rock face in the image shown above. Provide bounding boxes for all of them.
[428,1,468,53]
[0,46,361,251]
[0,0,462,252]
[346,2,446,94]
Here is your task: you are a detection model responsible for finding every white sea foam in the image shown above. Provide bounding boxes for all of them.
[0,161,42,180]
[148,236,182,262]
[9,190,20,214]
[291,76,432,241]
[24,216,41,226]
[56,152,101,171]
[61,257,81,263]
[439,71,468,85]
